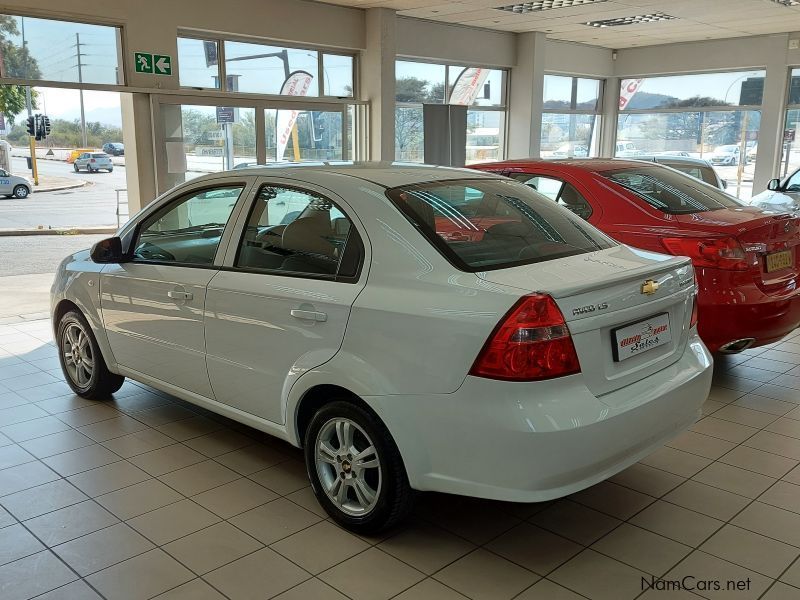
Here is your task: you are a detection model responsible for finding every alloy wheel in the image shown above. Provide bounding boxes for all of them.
[315,417,382,516]
[61,322,94,388]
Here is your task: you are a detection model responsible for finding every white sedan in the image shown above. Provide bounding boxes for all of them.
[0,168,32,198]
[51,164,712,533]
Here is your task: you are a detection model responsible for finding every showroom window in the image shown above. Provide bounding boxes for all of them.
[780,67,800,177]
[394,60,507,164]
[542,75,603,159]
[177,35,354,98]
[0,14,123,84]
[616,70,765,199]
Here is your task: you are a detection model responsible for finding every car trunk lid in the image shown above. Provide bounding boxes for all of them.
[478,245,695,401]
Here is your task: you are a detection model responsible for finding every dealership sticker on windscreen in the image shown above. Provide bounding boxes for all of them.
[613,313,671,362]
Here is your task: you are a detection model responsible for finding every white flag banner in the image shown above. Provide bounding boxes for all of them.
[619,78,644,110]
[449,67,490,106]
[276,70,314,160]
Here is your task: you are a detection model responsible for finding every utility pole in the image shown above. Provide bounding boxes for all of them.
[22,17,38,185]
[76,33,87,147]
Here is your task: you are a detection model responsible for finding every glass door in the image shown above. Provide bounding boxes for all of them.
[152,95,362,194]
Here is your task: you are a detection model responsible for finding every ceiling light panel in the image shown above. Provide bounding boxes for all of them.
[585,13,678,27]
[494,0,609,14]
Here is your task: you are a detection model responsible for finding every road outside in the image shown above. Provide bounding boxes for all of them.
[0,156,129,229]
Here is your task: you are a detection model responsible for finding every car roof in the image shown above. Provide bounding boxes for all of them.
[474,157,667,174]
[631,155,713,167]
[184,161,503,188]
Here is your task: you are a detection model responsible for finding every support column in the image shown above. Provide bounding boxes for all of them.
[600,77,620,157]
[361,8,396,161]
[120,92,157,215]
[507,32,547,158]
[753,61,790,192]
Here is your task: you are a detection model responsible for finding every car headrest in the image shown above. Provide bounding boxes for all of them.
[281,216,335,258]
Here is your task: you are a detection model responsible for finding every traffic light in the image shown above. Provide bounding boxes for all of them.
[37,115,51,140]
[26,116,35,137]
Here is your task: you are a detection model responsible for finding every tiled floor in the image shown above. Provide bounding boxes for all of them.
[2,319,800,600]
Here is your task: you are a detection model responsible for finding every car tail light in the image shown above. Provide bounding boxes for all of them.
[690,274,699,328]
[90,158,96,163]
[661,236,748,271]
[470,293,581,381]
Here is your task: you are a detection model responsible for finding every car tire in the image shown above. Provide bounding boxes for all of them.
[73,163,79,172]
[57,310,124,399]
[304,400,413,534]
[108,168,113,172]
[13,185,28,199]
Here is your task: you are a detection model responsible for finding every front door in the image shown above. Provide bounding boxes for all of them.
[101,182,249,397]
[205,179,367,423]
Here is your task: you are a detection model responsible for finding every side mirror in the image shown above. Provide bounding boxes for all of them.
[90,236,126,263]
[721,180,728,189]
[768,178,781,191]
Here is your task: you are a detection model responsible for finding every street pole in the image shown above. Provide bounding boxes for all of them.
[76,33,87,147]
[736,111,749,198]
[22,18,38,186]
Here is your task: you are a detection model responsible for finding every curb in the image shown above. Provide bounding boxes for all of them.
[30,180,89,193]
[0,226,116,237]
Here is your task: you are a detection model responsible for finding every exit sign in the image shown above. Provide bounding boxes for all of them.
[134,52,172,75]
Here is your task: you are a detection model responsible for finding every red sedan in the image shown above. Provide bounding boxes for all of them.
[471,159,800,353]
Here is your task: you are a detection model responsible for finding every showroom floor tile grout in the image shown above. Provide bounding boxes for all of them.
[3,320,800,600]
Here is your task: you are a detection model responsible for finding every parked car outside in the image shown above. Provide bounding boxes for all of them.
[0,168,32,198]
[74,152,114,173]
[749,167,800,215]
[472,158,800,353]
[747,144,758,162]
[615,141,642,157]
[709,145,744,166]
[102,142,124,156]
[634,155,727,189]
[51,164,711,533]
[551,143,588,158]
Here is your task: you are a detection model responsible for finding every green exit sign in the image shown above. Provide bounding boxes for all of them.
[134,52,172,75]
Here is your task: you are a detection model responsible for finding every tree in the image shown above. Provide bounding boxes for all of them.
[394,77,447,160]
[0,16,40,121]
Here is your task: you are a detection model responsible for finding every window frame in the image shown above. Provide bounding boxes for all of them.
[541,74,604,159]
[394,58,509,163]
[0,12,125,86]
[177,32,357,99]
[126,182,250,269]
[229,181,364,283]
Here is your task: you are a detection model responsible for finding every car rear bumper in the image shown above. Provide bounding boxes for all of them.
[366,333,712,503]
[697,271,800,351]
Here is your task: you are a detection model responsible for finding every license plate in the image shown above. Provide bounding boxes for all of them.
[766,250,792,273]
[612,313,672,362]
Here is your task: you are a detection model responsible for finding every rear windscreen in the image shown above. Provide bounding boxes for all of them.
[602,167,742,214]
[385,178,614,272]
[92,153,108,158]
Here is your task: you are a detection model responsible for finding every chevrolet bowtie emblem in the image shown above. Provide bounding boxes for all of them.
[641,279,660,295]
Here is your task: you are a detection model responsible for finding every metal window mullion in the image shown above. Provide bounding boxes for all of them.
[217,38,227,91]
[255,108,266,164]
[318,51,325,96]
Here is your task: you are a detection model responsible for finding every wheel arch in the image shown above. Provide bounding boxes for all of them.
[294,384,381,449]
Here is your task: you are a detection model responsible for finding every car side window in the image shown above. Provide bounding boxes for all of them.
[132,185,243,266]
[236,184,359,279]
[508,174,593,220]
[0,170,7,177]
[786,170,800,192]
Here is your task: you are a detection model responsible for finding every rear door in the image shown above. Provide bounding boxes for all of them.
[100,180,252,397]
[204,178,368,424]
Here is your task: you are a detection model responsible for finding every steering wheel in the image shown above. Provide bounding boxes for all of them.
[135,242,176,262]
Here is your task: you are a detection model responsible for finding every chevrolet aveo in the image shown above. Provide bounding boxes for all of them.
[51,164,712,533]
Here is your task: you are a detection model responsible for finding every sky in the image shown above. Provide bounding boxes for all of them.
[9,87,122,127]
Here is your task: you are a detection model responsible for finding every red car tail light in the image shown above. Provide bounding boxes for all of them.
[90,158,96,163]
[661,236,748,271]
[470,293,581,381]
[690,294,699,328]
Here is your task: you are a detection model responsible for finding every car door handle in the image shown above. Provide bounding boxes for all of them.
[167,290,193,301]
[290,309,327,322]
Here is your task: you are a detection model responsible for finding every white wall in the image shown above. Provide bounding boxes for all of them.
[545,39,614,78]
[396,17,515,68]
